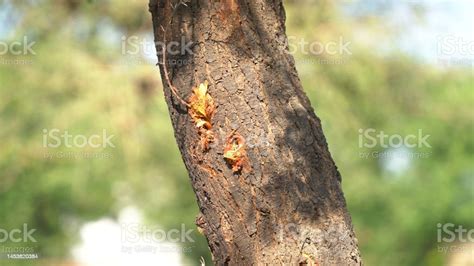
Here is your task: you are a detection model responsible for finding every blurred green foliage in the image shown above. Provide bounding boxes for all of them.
[0,0,472,265]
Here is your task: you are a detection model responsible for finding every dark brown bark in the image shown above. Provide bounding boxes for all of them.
[149,0,361,265]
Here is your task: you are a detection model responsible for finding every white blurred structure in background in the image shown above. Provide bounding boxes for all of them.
[72,206,182,266]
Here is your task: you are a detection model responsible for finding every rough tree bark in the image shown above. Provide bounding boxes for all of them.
[149,0,361,265]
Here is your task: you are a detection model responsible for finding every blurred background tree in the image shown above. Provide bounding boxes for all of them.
[0,0,472,265]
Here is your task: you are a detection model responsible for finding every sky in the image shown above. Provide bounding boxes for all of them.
[342,0,473,66]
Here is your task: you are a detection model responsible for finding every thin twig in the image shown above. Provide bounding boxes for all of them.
[158,2,190,107]
[299,237,311,254]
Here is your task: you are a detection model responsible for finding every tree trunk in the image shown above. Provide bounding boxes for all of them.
[149,0,361,265]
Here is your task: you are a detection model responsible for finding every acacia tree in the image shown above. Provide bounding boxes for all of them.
[149,0,361,264]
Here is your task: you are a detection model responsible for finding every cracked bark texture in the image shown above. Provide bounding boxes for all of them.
[149,0,361,265]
